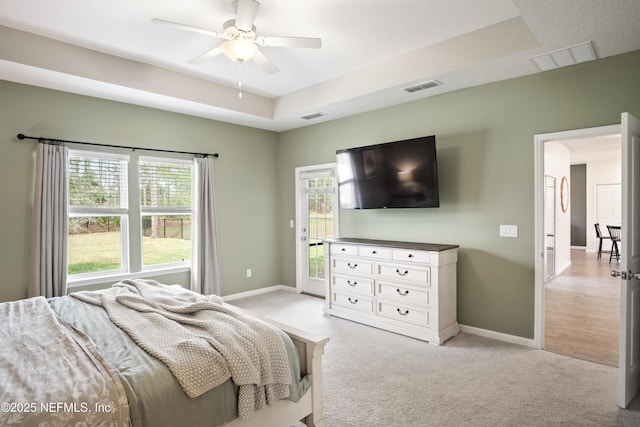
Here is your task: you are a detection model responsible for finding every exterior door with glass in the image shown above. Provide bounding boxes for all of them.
[295,164,338,296]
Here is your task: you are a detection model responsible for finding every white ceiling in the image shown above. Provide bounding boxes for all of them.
[1,0,639,131]
[561,134,622,165]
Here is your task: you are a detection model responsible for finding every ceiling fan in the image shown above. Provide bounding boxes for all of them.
[152,0,322,75]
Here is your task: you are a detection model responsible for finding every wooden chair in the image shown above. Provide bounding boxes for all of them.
[607,225,622,263]
[594,223,611,260]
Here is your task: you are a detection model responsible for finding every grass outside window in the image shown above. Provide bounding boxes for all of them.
[68,231,190,275]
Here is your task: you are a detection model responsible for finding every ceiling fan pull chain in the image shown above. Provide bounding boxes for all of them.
[238,62,243,99]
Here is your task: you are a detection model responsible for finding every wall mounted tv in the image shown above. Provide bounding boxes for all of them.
[336,135,439,209]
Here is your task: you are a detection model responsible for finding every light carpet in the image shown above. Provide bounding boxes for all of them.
[229,290,640,426]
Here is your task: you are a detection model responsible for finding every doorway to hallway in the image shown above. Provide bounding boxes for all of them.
[535,113,640,408]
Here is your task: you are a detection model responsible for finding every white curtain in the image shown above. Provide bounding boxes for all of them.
[191,156,221,295]
[28,143,69,298]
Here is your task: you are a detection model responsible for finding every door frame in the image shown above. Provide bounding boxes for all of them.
[294,163,339,295]
[533,123,621,349]
[544,175,556,282]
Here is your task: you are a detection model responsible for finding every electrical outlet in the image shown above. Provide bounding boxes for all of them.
[289,219,295,228]
[246,269,252,278]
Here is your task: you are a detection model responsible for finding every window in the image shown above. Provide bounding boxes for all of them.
[67,150,193,283]
[305,176,334,279]
[139,158,192,268]
[68,152,128,276]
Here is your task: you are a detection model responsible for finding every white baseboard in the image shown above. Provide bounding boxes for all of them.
[222,285,298,302]
[556,260,572,276]
[459,324,536,348]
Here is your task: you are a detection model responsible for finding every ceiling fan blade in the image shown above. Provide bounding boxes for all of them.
[257,36,322,49]
[252,50,279,74]
[151,18,223,38]
[188,47,222,64]
[235,0,260,32]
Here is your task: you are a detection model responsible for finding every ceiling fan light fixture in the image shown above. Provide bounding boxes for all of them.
[220,39,258,63]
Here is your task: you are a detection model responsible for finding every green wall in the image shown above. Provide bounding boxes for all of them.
[0,81,279,302]
[277,50,640,338]
[2,49,640,339]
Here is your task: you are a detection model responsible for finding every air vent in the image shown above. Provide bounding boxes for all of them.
[300,112,325,120]
[530,41,596,71]
[403,80,442,93]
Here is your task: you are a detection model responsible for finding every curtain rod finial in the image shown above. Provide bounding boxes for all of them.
[17,133,25,140]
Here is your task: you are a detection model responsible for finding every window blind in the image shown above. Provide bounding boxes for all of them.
[139,160,192,210]
[68,155,128,209]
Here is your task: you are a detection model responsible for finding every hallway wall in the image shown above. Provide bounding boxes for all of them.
[571,164,587,247]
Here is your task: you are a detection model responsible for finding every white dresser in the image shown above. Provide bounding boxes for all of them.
[323,238,459,345]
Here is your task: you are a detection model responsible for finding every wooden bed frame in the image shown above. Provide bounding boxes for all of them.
[226,310,329,427]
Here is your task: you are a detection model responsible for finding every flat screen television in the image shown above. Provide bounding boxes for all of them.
[336,135,439,209]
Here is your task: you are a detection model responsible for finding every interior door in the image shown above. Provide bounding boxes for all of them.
[295,164,338,297]
[618,112,640,408]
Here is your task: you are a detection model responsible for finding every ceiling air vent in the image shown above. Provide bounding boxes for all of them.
[530,41,596,71]
[300,112,325,120]
[403,80,441,93]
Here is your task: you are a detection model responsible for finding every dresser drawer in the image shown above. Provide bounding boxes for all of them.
[377,301,430,326]
[376,281,430,307]
[332,291,374,314]
[332,274,374,295]
[358,245,392,259]
[332,257,373,276]
[376,262,430,284]
[392,248,431,264]
[331,244,358,256]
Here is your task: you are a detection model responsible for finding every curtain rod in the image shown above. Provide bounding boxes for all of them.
[16,133,219,158]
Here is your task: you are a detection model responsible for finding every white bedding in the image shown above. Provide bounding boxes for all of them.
[71,279,292,420]
[0,296,130,427]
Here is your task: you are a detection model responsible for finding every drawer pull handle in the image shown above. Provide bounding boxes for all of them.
[347,263,358,269]
[341,248,346,252]
[396,288,409,296]
[397,308,410,316]
[347,280,358,287]
[348,297,358,304]
[396,269,409,276]
[408,254,414,258]
[372,250,377,254]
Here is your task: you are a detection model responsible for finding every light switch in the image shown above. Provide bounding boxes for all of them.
[499,225,518,238]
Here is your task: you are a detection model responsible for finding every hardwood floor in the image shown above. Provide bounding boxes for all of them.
[544,249,620,367]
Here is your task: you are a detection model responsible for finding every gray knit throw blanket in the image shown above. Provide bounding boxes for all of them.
[71,279,292,420]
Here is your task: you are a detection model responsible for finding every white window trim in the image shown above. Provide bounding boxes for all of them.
[67,148,194,288]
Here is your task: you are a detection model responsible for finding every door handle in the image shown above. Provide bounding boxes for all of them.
[612,270,640,280]
[628,271,640,280]
[611,270,626,279]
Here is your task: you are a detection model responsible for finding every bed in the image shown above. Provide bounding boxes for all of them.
[0,279,329,427]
